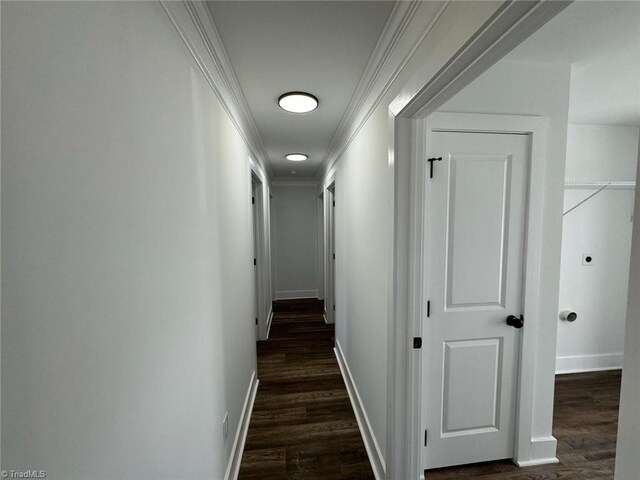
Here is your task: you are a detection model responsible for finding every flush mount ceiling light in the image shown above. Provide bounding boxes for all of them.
[285,153,308,162]
[278,92,318,113]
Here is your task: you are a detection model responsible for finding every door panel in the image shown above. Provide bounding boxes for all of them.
[442,338,503,435]
[447,154,511,309]
[424,130,529,470]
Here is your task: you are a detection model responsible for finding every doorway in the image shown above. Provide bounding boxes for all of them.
[250,169,271,342]
[416,113,547,471]
[251,178,260,341]
[421,127,530,469]
[325,183,336,325]
[392,2,639,477]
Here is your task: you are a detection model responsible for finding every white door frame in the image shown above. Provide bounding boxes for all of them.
[384,2,571,479]
[419,113,548,471]
[249,162,272,341]
[323,180,336,325]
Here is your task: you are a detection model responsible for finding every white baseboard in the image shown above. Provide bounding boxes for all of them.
[514,437,559,467]
[334,340,385,480]
[515,436,558,467]
[275,289,318,300]
[516,457,559,467]
[224,371,259,480]
[555,353,623,374]
[265,307,273,339]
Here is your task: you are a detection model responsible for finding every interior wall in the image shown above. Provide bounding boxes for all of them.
[615,141,640,480]
[318,2,505,469]
[438,58,571,457]
[1,2,258,478]
[271,185,319,299]
[557,125,639,373]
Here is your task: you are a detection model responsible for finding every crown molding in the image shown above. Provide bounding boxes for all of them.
[318,1,449,181]
[160,1,272,179]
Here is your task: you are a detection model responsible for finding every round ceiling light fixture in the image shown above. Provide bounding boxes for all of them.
[285,153,308,162]
[278,92,318,113]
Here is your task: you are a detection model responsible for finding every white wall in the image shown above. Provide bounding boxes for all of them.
[271,185,319,299]
[557,125,639,373]
[318,3,505,472]
[615,143,640,480]
[1,2,259,478]
[438,58,572,459]
[324,100,392,466]
[565,125,640,181]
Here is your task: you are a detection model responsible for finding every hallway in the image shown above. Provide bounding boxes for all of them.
[238,300,374,479]
[2,2,640,479]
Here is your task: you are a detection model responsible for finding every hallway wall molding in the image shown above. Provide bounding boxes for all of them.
[224,372,259,480]
[275,289,318,301]
[556,353,624,374]
[335,340,385,480]
[160,0,272,178]
[318,1,448,181]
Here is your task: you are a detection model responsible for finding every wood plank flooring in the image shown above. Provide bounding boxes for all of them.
[238,299,375,480]
[239,298,622,479]
[427,370,622,479]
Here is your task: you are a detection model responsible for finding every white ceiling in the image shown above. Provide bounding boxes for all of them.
[206,1,395,178]
[507,0,640,126]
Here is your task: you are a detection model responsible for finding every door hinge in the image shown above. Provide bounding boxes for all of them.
[413,337,422,349]
[252,196,255,205]
[427,157,442,179]
[333,253,335,260]
[427,300,431,318]
[333,200,335,207]
[253,258,257,266]
[255,318,258,325]
[424,429,428,446]
[333,305,335,311]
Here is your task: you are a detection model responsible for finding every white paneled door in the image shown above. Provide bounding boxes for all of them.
[423,130,530,470]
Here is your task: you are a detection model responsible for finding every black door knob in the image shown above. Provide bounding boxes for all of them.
[506,315,524,329]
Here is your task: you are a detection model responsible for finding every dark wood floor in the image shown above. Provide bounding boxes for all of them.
[427,370,622,479]
[239,298,622,479]
[238,299,375,480]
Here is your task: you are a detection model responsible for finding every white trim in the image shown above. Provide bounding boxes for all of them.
[322,179,337,326]
[393,2,571,118]
[334,341,385,480]
[249,161,272,342]
[265,306,273,340]
[516,437,558,467]
[385,3,571,478]
[556,353,624,374]
[224,372,259,480]
[323,314,329,325]
[275,290,318,300]
[319,1,448,182]
[160,1,271,178]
